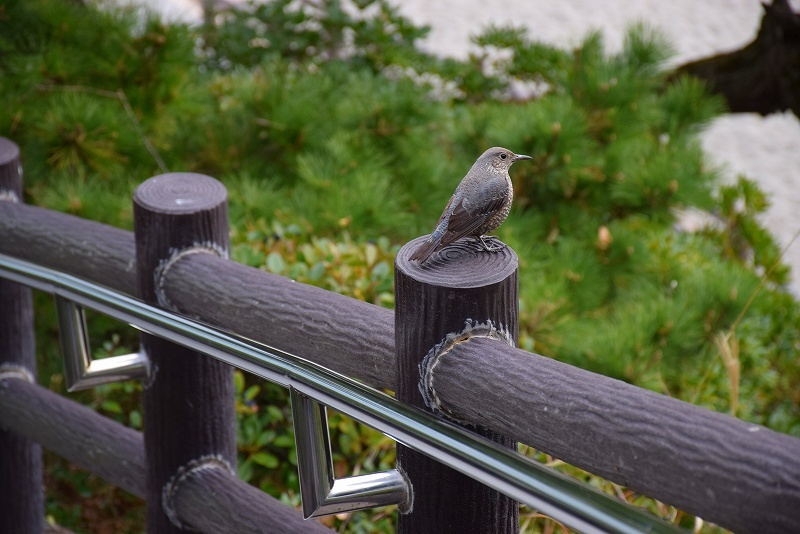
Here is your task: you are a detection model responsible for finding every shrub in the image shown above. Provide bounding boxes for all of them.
[2,0,797,531]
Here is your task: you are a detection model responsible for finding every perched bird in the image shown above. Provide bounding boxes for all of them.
[410,147,532,263]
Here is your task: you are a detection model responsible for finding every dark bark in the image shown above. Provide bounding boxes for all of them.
[435,337,800,534]
[173,464,331,534]
[0,202,136,293]
[394,236,519,534]
[0,377,145,498]
[161,252,396,390]
[134,173,237,533]
[0,378,331,534]
[3,177,800,530]
[0,201,396,390]
[0,137,43,534]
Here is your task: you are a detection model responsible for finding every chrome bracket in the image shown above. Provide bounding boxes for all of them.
[55,295,149,392]
[289,387,408,518]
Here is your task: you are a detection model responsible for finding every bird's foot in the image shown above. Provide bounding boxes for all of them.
[478,235,505,252]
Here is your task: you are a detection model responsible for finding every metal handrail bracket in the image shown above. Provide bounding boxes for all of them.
[290,387,408,518]
[0,253,680,534]
[54,294,149,392]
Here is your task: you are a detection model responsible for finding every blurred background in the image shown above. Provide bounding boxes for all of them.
[136,0,800,295]
[1,0,798,532]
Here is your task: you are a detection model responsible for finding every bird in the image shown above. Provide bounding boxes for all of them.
[410,147,532,263]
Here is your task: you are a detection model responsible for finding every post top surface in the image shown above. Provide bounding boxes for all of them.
[396,235,518,288]
[0,138,20,167]
[134,172,227,214]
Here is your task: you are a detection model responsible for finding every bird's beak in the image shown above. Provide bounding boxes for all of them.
[514,154,533,161]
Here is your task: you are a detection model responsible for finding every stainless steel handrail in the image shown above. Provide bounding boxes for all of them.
[289,387,409,518]
[0,252,679,533]
[54,295,149,391]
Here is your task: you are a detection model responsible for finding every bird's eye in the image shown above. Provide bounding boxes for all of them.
[499,153,508,160]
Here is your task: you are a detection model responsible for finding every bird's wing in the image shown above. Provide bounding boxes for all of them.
[438,194,506,246]
[409,196,457,262]
[410,179,507,262]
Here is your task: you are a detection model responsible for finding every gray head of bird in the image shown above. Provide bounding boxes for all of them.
[478,147,533,173]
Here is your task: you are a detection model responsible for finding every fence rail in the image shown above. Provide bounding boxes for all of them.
[0,252,667,534]
[2,136,800,533]
[0,373,327,534]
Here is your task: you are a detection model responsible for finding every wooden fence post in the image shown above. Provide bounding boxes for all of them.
[394,237,520,533]
[134,173,236,532]
[0,137,43,534]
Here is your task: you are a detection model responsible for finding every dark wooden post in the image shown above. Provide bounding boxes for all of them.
[134,173,236,532]
[0,137,44,534]
[394,237,520,534]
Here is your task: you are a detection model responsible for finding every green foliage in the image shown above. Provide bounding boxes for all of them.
[230,226,398,531]
[231,219,397,305]
[203,0,430,72]
[0,0,196,226]
[715,176,790,283]
[2,0,798,532]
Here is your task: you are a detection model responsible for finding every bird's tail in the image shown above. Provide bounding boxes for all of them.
[409,234,442,263]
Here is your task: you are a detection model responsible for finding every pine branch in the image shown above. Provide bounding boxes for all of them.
[34,84,169,174]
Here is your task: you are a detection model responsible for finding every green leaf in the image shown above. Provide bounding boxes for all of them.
[266,405,285,421]
[128,410,142,428]
[233,371,245,394]
[308,262,326,281]
[251,452,280,469]
[255,430,277,447]
[266,252,286,274]
[244,384,261,401]
[365,242,378,266]
[273,434,295,448]
[238,458,253,482]
[101,400,122,414]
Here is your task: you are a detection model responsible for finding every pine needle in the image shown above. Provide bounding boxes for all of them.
[716,225,800,416]
[714,330,740,416]
[34,84,169,174]
[730,226,800,332]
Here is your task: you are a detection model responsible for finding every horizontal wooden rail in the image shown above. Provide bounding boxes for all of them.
[0,201,396,390]
[432,337,800,533]
[171,465,330,534]
[0,376,331,534]
[0,202,136,294]
[3,200,800,532]
[0,375,145,498]
[161,252,396,390]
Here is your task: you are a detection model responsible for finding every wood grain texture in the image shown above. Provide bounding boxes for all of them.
[0,137,43,534]
[394,236,519,534]
[435,337,800,533]
[0,201,396,390]
[173,465,332,534]
[0,137,21,196]
[399,235,519,289]
[0,202,136,293]
[0,377,145,498]
[4,166,798,531]
[0,378,331,534]
[161,253,396,390]
[134,173,237,533]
